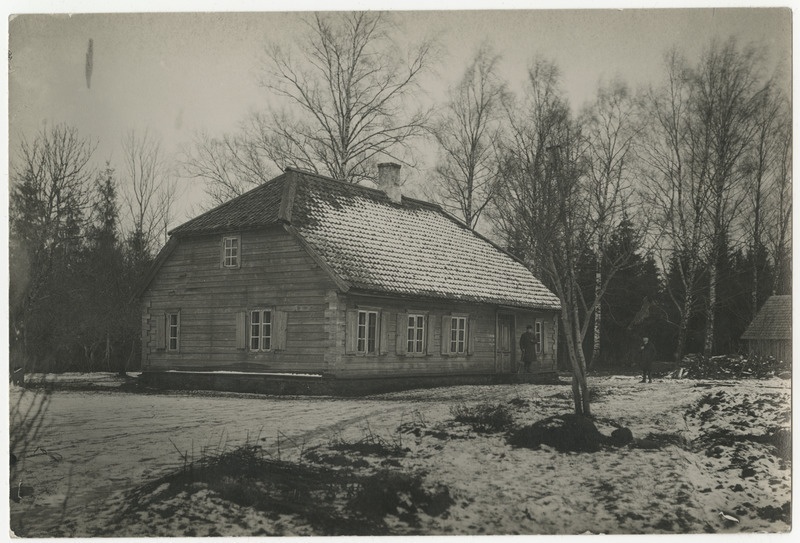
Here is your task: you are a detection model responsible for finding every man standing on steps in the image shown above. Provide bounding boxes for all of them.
[639,336,656,383]
[520,325,537,373]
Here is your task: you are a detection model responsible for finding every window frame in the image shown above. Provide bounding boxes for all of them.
[249,308,273,352]
[222,235,241,269]
[406,313,427,355]
[357,309,380,355]
[450,316,467,355]
[167,311,180,352]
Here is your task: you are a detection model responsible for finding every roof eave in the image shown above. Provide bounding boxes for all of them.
[133,236,180,300]
[345,287,560,311]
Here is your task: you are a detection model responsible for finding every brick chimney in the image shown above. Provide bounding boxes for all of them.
[377,162,402,203]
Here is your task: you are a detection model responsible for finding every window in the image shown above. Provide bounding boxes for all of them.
[407,314,426,354]
[357,310,379,354]
[167,313,180,352]
[250,309,272,351]
[223,236,239,268]
[450,316,467,354]
[535,321,543,354]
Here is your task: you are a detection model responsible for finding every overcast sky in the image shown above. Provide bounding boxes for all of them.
[7,5,793,224]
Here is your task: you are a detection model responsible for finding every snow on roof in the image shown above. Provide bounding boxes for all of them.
[741,295,792,340]
[168,168,561,310]
[292,171,560,310]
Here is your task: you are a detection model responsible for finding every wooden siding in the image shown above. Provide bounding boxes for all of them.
[746,339,791,363]
[141,226,339,373]
[330,294,559,377]
[140,226,560,379]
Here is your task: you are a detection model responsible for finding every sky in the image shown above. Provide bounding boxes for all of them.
[6,4,794,225]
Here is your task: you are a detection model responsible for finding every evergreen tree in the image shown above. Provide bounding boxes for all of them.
[9,124,95,373]
[81,165,131,372]
[593,218,664,368]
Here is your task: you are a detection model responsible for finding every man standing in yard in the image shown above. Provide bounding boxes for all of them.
[520,325,537,373]
[639,336,656,383]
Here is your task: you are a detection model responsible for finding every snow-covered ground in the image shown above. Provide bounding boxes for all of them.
[8,373,791,536]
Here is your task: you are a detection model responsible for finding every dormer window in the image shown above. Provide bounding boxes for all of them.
[222,236,240,268]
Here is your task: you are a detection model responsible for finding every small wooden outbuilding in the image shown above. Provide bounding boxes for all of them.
[137,165,561,393]
[741,295,791,363]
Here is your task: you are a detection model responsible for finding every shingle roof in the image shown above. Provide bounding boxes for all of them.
[169,174,288,235]
[169,168,561,310]
[741,295,792,340]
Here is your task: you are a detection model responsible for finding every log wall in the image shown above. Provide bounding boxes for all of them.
[141,226,339,373]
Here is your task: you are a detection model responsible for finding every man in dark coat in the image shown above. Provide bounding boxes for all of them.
[639,336,656,383]
[520,325,538,372]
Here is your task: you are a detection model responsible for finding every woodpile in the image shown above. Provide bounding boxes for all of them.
[669,354,790,380]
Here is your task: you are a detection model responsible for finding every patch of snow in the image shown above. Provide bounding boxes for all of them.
[8,377,791,536]
[162,370,322,378]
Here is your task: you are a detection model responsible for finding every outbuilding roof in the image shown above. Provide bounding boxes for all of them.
[741,295,792,340]
[167,168,561,310]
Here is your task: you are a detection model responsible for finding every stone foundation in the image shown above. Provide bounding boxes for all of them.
[139,370,561,396]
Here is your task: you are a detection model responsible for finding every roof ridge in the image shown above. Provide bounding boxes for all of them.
[285,166,443,212]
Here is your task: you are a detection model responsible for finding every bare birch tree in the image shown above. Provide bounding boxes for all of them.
[120,129,177,260]
[742,81,783,316]
[492,60,643,416]
[640,50,713,362]
[428,46,507,228]
[256,12,434,183]
[692,38,765,356]
[764,111,792,295]
[641,39,777,359]
[581,77,638,366]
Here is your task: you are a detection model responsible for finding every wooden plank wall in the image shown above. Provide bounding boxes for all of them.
[140,226,560,378]
[141,226,339,372]
[747,339,792,363]
[331,294,559,377]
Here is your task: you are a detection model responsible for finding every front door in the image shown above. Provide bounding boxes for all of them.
[496,314,516,373]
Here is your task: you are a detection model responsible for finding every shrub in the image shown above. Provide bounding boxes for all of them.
[508,414,607,452]
[348,470,453,526]
[450,402,514,433]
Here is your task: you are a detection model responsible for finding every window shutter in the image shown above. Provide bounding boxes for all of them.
[272,310,287,351]
[539,320,546,355]
[379,312,389,355]
[467,316,476,355]
[441,315,451,355]
[235,311,247,350]
[396,312,408,355]
[155,313,166,350]
[345,310,358,354]
[426,315,436,355]
[234,235,241,269]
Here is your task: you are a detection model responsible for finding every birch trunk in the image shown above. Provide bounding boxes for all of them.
[704,260,717,357]
[591,261,602,367]
[675,291,693,363]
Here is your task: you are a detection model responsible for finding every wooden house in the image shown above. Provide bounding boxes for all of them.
[741,295,792,363]
[138,164,561,394]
